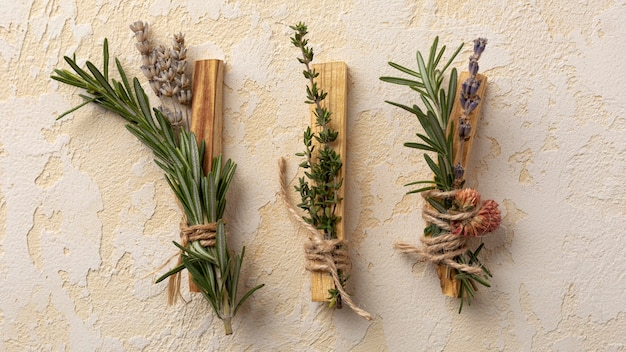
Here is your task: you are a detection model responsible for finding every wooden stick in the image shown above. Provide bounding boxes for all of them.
[188,59,224,292]
[437,71,488,298]
[191,59,224,172]
[309,62,348,302]
[450,72,487,170]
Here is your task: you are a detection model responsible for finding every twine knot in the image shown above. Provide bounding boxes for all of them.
[304,237,351,273]
[180,222,217,247]
[165,220,220,305]
[394,189,484,276]
[279,158,373,320]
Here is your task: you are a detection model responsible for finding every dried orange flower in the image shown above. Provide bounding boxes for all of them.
[454,188,481,210]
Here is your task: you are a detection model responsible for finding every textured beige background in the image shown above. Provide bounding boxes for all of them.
[1,0,625,351]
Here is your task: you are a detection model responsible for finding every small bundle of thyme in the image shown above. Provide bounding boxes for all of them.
[51,37,262,334]
[290,22,347,309]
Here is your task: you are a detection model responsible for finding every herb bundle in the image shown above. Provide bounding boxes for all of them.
[291,22,346,308]
[51,37,262,334]
[381,37,501,312]
[280,23,371,320]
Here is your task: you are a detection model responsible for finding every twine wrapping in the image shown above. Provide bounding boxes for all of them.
[304,237,351,273]
[278,158,373,321]
[167,221,218,305]
[394,189,484,276]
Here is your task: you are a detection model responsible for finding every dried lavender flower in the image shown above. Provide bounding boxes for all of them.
[140,65,157,80]
[141,53,155,67]
[469,79,480,96]
[458,120,471,141]
[460,41,487,114]
[130,21,193,130]
[453,163,465,182]
[149,80,162,97]
[157,106,183,127]
[454,38,487,189]
[472,38,487,58]
[135,42,152,55]
[157,45,170,60]
[468,59,479,77]
[159,82,176,97]
[130,21,152,56]
[176,75,190,89]
[129,21,146,33]
[465,98,480,114]
[177,90,192,106]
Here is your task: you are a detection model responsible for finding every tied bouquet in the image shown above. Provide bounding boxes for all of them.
[381,37,501,312]
[51,22,263,334]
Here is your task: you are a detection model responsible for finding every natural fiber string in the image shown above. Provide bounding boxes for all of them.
[278,158,373,321]
[304,237,351,273]
[167,219,218,305]
[394,189,484,276]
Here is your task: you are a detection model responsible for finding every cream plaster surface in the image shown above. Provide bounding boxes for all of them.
[1,0,625,351]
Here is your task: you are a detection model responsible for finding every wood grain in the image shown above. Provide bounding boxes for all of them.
[308,62,348,302]
[188,59,224,292]
[449,72,488,171]
[191,59,224,173]
[437,71,488,298]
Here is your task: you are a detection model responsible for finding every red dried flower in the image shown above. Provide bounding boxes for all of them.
[479,200,501,233]
[451,198,501,237]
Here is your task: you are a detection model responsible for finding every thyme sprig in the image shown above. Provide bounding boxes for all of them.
[51,39,263,334]
[381,37,491,312]
[290,23,343,241]
[290,23,346,307]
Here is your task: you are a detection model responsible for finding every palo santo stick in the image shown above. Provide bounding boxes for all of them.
[309,62,348,302]
[450,72,487,170]
[188,59,224,292]
[191,59,224,172]
[437,71,488,298]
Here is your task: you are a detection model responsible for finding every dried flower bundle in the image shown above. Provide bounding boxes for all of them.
[381,37,501,312]
[129,21,192,132]
[51,37,262,334]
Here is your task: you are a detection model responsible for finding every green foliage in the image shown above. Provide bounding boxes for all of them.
[380,37,462,193]
[454,243,492,313]
[381,38,491,312]
[290,23,343,241]
[51,39,263,334]
[290,22,345,307]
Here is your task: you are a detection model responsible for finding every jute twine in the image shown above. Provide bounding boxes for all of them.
[394,189,484,276]
[304,237,351,273]
[278,158,373,321]
[166,220,218,305]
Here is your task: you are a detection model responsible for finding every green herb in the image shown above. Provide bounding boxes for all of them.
[51,38,263,334]
[381,37,461,195]
[290,22,346,307]
[381,37,491,312]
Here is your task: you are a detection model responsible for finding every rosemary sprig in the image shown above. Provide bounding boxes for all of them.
[51,39,263,334]
[290,22,346,307]
[381,37,461,196]
[381,37,491,312]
